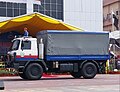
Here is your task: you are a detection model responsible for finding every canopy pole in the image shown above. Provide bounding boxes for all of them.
[113,44,116,70]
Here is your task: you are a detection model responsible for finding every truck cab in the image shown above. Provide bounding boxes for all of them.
[7,37,38,67]
[6,36,46,80]
[5,37,38,72]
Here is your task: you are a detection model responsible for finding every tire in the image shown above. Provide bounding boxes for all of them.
[25,63,43,80]
[82,62,97,79]
[19,73,27,79]
[71,71,82,78]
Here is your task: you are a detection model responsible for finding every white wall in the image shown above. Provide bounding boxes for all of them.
[27,0,33,13]
[64,0,103,32]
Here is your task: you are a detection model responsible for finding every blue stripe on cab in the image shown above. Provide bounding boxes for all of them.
[16,58,37,61]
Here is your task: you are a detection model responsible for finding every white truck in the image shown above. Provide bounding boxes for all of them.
[4,30,110,80]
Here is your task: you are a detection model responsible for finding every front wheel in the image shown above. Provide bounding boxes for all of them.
[25,63,43,80]
[82,62,97,79]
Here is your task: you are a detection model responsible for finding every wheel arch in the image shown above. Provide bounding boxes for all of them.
[80,60,100,73]
[23,60,47,73]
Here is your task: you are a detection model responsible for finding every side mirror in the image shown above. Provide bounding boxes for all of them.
[13,52,16,61]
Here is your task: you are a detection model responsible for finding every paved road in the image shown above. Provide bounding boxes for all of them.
[0,74,120,92]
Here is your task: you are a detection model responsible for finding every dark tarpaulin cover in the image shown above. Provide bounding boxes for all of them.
[36,30,109,56]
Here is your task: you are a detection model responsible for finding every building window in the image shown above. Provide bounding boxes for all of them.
[33,0,64,20]
[0,2,26,17]
[7,9,13,17]
[0,8,6,16]
[44,0,50,3]
[116,11,118,15]
[51,0,56,4]
[57,0,63,5]
[0,2,6,8]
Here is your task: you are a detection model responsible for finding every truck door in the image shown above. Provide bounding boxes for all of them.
[20,40,32,60]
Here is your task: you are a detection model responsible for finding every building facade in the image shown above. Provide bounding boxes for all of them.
[103,0,120,69]
[103,0,120,32]
[0,0,64,21]
[0,0,103,55]
[0,0,103,32]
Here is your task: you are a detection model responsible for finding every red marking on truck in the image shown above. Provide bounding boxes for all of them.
[16,55,38,58]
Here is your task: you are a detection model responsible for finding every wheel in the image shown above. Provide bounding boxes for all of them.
[82,62,97,79]
[71,71,82,78]
[25,63,43,80]
[19,73,27,79]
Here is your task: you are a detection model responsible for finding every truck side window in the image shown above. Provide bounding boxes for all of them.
[21,41,31,50]
[10,40,20,50]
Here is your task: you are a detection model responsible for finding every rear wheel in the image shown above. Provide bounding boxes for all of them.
[25,63,43,80]
[82,62,97,79]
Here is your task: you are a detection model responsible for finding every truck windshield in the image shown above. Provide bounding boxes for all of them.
[10,40,20,50]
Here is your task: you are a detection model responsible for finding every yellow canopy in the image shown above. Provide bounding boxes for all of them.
[0,13,82,36]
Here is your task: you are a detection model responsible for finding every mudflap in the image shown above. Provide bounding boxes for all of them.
[99,61,106,74]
